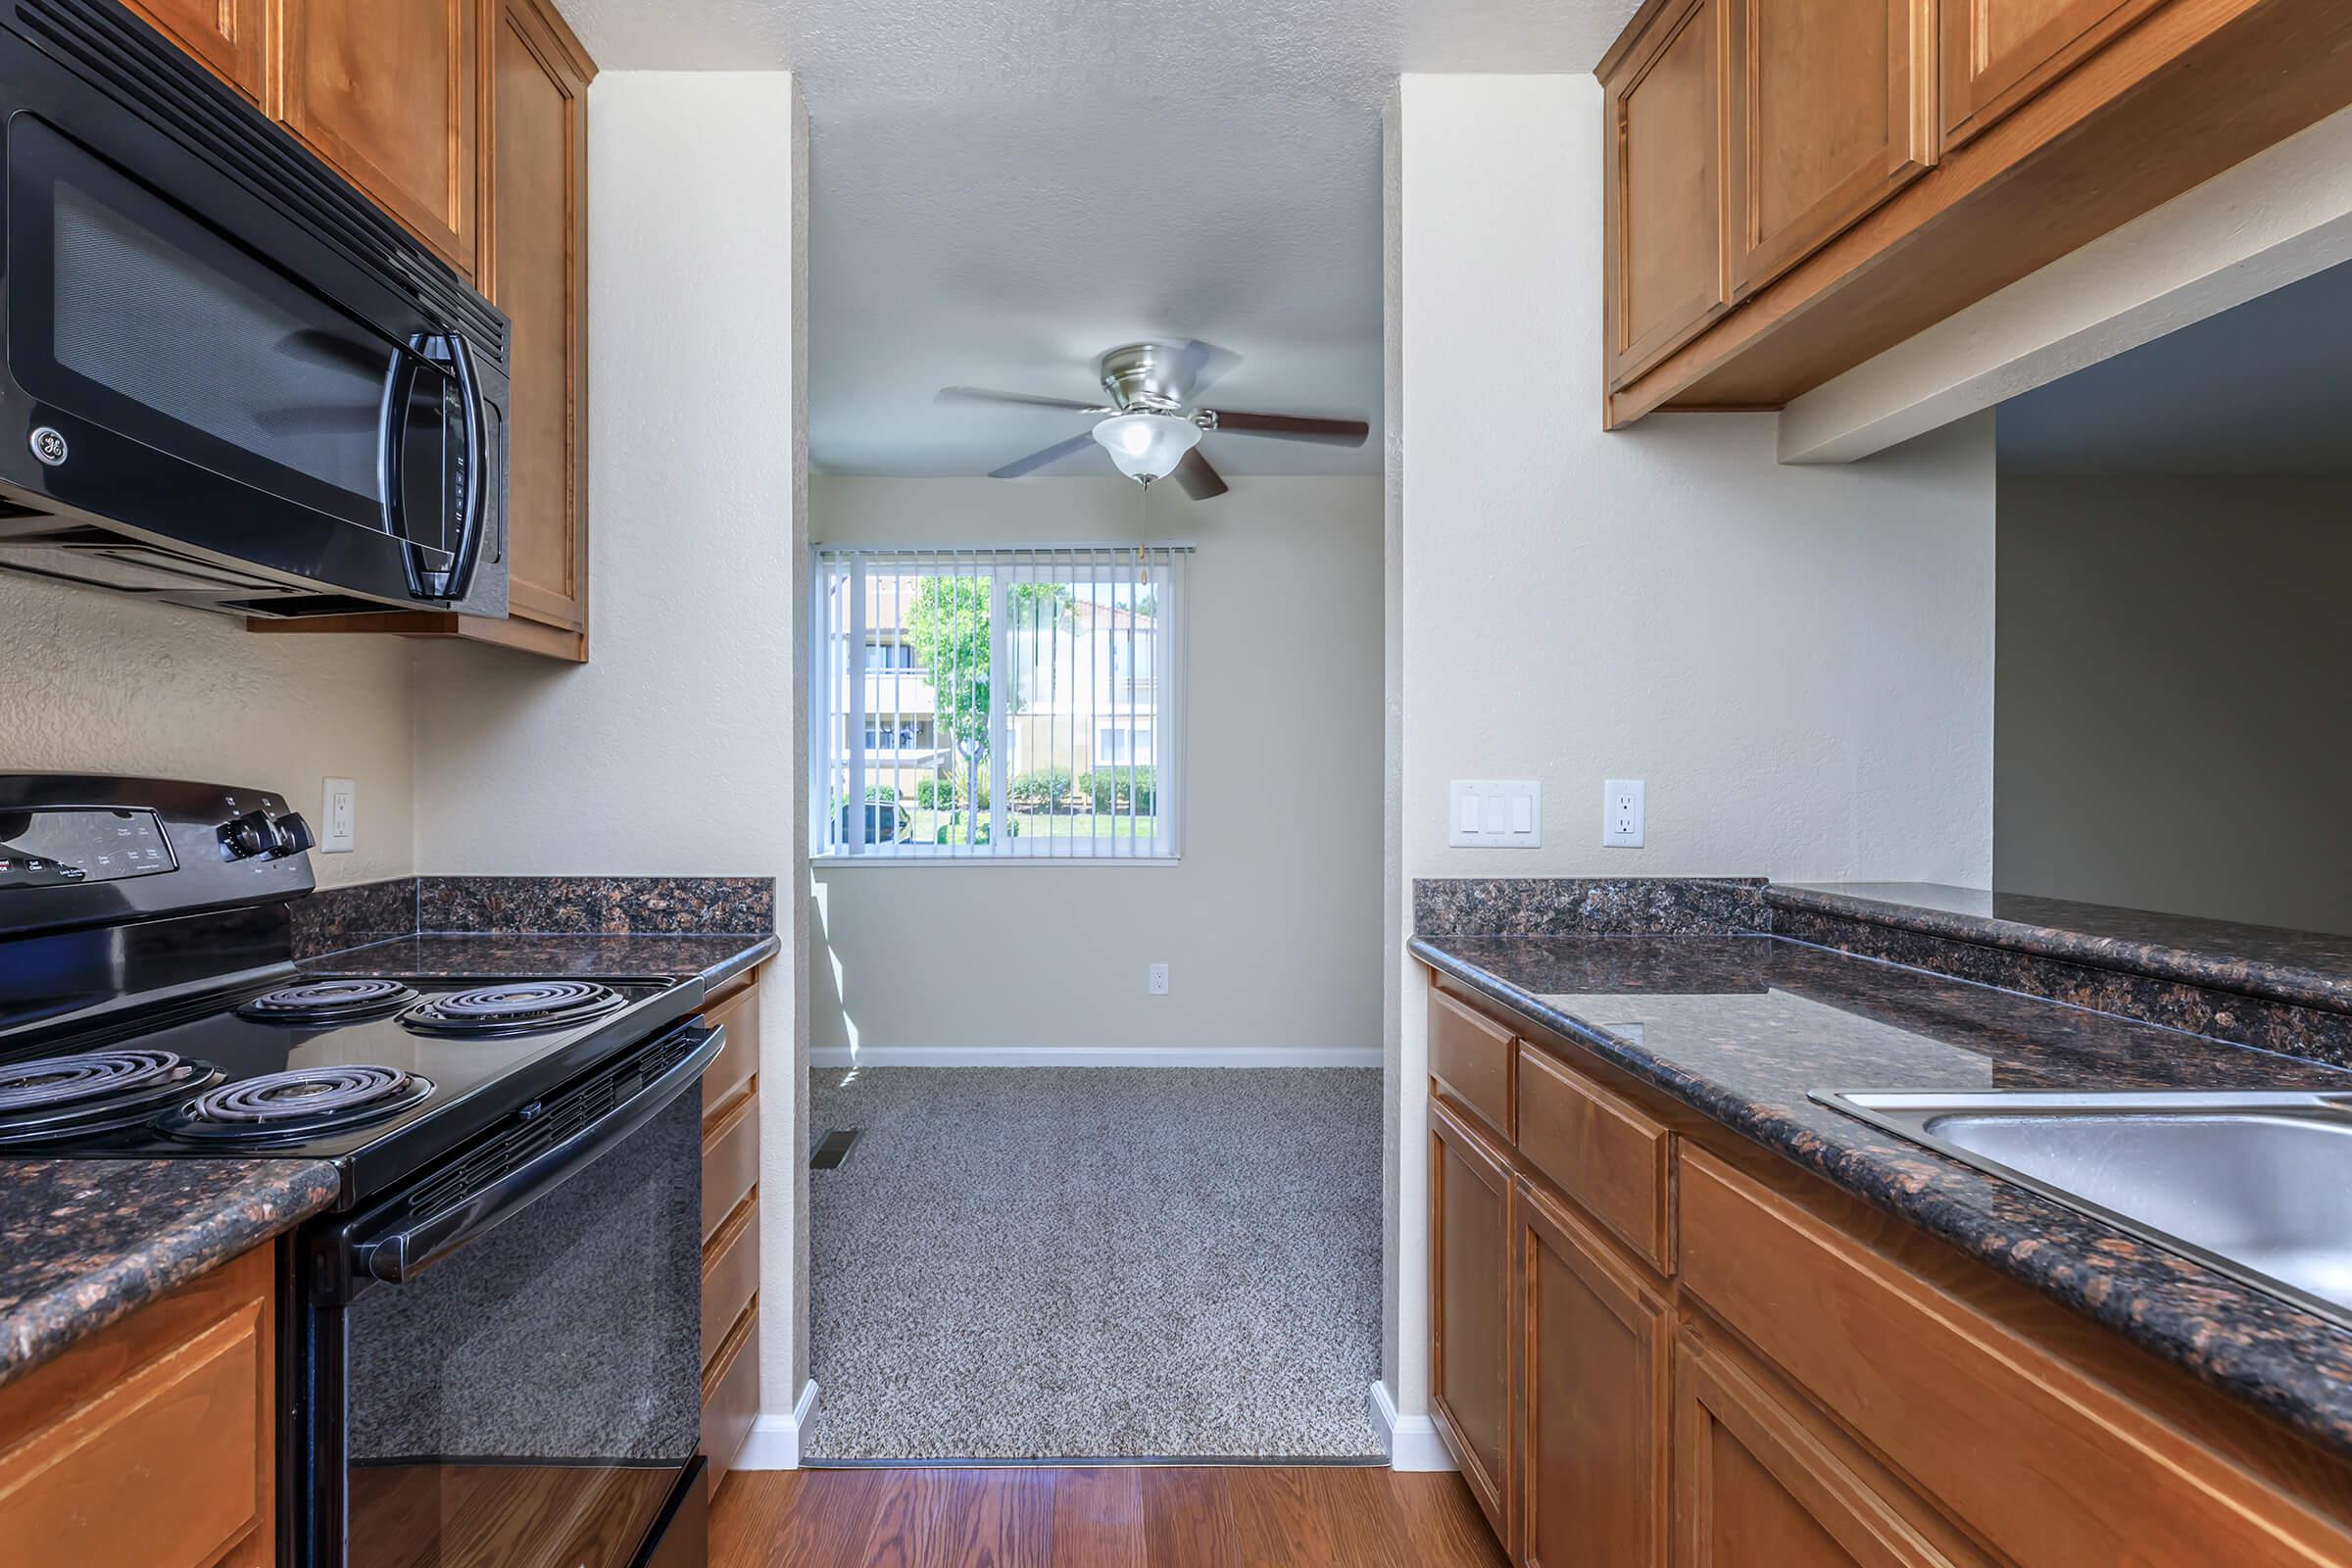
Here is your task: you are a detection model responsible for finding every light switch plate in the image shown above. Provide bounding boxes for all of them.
[320,777,356,854]
[1449,780,1543,849]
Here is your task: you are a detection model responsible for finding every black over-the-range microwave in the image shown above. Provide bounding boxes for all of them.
[0,0,509,618]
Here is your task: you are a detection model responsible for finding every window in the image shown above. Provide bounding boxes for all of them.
[812,545,1189,860]
[1097,724,1152,764]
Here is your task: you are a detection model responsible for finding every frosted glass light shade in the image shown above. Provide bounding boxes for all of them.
[1091,412,1203,485]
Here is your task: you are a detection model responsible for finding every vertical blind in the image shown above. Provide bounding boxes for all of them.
[810,545,1190,859]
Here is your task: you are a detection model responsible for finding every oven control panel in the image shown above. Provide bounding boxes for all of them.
[0,808,175,888]
[0,778,317,938]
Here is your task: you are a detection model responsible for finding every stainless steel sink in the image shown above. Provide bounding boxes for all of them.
[1812,1090,2352,1329]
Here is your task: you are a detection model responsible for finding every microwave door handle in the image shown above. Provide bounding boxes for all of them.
[376,346,428,598]
[353,1022,723,1288]
[416,332,487,602]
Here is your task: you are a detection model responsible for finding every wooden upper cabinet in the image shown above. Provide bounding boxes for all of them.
[1430,1097,1513,1545]
[486,0,593,637]
[122,0,268,103]
[1603,0,1730,390]
[270,0,481,277]
[1727,0,1934,297]
[1518,1180,1668,1568]
[1941,0,2170,147]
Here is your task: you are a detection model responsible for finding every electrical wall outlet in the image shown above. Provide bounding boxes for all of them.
[1448,780,1543,848]
[320,777,357,854]
[1603,779,1644,849]
[1148,962,1170,996]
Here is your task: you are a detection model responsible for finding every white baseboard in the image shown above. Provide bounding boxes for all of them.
[1370,1380,1455,1472]
[810,1045,1382,1067]
[732,1380,819,1471]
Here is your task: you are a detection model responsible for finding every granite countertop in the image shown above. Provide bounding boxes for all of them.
[0,1157,339,1389]
[300,931,781,990]
[1410,930,2352,1459]
[1773,881,2352,1016]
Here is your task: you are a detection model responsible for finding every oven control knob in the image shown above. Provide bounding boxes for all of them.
[220,809,281,859]
[274,812,317,855]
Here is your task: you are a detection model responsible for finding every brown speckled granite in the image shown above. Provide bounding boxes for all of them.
[1773,883,2352,1011]
[1771,885,2352,1070]
[290,878,418,958]
[0,1157,338,1389]
[1411,930,2352,1459]
[1414,877,1767,937]
[418,877,774,937]
[291,876,777,960]
[303,932,780,991]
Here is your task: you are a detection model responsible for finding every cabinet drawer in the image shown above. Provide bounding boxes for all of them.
[0,1291,266,1568]
[1678,1148,2352,1568]
[1430,988,1515,1139]
[701,1302,759,1496]
[702,984,759,1118]
[1517,1044,1674,1273]
[702,1091,758,1244]
[701,1192,760,1373]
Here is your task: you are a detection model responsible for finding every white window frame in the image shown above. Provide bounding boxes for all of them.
[809,544,1189,865]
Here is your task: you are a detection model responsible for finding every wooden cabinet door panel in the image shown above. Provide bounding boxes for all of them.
[1606,0,1731,390]
[272,0,480,274]
[1430,1096,1513,1544]
[1940,0,2170,146]
[123,0,268,103]
[488,0,590,633]
[1675,1330,1987,1568]
[1519,1179,1669,1568]
[1728,0,1934,295]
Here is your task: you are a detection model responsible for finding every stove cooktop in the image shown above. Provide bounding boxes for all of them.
[0,971,702,1206]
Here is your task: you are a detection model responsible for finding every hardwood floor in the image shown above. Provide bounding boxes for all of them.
[709,1465,1511,1568]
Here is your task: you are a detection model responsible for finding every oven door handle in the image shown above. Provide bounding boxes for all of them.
[354,1021,724,1287]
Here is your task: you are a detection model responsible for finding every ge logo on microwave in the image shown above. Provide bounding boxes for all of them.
[28,427,66,466]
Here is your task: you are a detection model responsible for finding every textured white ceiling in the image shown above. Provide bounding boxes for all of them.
[556,0,1639,476]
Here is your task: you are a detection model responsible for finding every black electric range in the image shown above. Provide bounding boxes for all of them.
[0,776,714,1568]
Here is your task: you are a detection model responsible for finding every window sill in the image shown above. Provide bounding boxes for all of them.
[811,854,1183,869]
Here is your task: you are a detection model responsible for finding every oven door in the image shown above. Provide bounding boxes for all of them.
[300,1021,720,1568]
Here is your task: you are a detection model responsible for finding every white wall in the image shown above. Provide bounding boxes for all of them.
[0,573,415,887]
[808,473,1384,1061]
[1996,474,2352,934]
[410,73,811,1424]
[1382,74,1997,1440]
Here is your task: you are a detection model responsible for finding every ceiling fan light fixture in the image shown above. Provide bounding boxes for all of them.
[1091,412,1202,486]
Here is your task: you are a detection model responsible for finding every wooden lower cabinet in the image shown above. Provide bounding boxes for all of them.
[699,966,764,1495]
[0,1244,276,1568]
[1425,977,2352,1568]
[1675,1330,1988,1568]
[1430,1095,1513,1543]
[1517,1179,1668,1568]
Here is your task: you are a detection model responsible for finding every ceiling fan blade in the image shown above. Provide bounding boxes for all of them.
[988,431,1099,479]
[940,385,1109,414]
[1172,448,1228,501]
[1206,410,1371,447]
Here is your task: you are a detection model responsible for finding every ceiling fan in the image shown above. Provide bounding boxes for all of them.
[939,340,1371,499]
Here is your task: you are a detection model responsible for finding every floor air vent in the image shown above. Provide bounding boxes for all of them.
[811,1128,861,1170]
